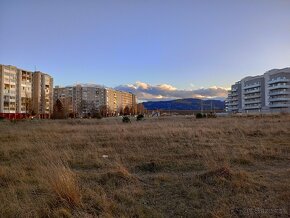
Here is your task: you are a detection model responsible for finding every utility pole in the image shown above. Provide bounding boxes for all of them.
[200,99,203,114]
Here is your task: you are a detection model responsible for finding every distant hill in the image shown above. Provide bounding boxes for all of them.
[142,98,225,111]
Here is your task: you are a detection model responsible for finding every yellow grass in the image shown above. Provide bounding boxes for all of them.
[0,115,289,217]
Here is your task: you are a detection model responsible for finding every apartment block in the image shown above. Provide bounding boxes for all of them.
[32,72,54,118]
[53,86,74,114]
[0,64,54,119]
[17,68,33,114]
[0,65,18,118]
[227,68,290,113]
[54,84,137,117]
[227,82,242,113]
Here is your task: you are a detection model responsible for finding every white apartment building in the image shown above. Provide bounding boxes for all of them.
[227,68,290,113]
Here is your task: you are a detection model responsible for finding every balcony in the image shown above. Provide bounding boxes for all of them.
[244,105,261,110]
[228,102,238,106]
[269,97,290,102]
[269,103,290,108]
[244,89,261,94]
[244,94,261,99]
[230,97,238,101]
[244,99,261,104]
[231,92,239,97]
[268,84,290,90]
[228,107,238,111]
[243,83,261,89]
[269,90,290,96]
[268,78,290,85]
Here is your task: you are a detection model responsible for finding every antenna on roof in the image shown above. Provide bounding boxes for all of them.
[34,65,37,72]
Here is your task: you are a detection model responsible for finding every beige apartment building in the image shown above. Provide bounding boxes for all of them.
[104,88,137,115]
[32,72,54,118]
[54,84,137,117]
[17,68,33,114]
[53,86,74,114]
[0,64,54,119]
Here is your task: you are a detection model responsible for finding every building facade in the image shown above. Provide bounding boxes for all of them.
[227,68,290,113]
[54,84,137,117]
[32,72,54,118]
[0,64,54,119]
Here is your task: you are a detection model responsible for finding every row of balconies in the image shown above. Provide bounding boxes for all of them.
[244,94,261,99]
[228,102,238,106]
[244,104,261,109]
[269,97,290,102]
[244,88,261,94]
[268,77,290,84]
[269,90,290,96]
[243,83,261,89]
[269,102,290,108]
[230,92,239,97]
[244,99,261,104]
[268,84,290,90]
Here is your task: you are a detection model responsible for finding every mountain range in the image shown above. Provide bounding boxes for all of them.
[142,98,225,111]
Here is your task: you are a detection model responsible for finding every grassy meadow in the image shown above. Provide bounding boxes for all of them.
[0,115,289,217]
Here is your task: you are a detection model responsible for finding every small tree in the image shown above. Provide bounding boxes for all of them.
[52,99,66,119]
[118,107,124,116]
[137,103,145,115]
[100,105,109,117]
[124,106,130,115]
[24,91,33,118]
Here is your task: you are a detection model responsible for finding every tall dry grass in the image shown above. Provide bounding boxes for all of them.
[0,115,289,217]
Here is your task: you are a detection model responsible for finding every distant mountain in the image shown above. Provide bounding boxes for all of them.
[142,98,225,111]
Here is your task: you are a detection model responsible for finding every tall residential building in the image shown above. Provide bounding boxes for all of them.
[227,81,242,113]
[0,65,18,117]
[0,64,54,119]
[32,72,54,118]
[227,68,290,113]
[17,68,33,114]
[53,84,137,117]
[53,86,74,114]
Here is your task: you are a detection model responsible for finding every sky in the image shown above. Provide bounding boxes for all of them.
[1,0,290,101]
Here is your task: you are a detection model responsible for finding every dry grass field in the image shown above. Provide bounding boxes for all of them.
[0,115,289,217]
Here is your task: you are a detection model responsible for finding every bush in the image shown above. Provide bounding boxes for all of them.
[91,111,102,119]
[95,112,103,119]
[136,114,144,121]
[196,113,203,119]
[122,116,131,123]
[207,112,217,118]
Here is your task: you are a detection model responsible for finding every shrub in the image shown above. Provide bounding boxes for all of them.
[95,112,103,119]
[207,112,217,118]
[196,113,203,119]
[122,116,131,123]
[92,111,102,119]
[136,161,159,173]
[136,114,144,121]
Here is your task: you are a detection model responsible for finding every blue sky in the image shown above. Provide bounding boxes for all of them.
[1,0,290,100]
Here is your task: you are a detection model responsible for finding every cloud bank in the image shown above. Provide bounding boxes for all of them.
[115,81,228,102]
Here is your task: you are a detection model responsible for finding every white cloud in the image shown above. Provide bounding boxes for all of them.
[115,81,228,101]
